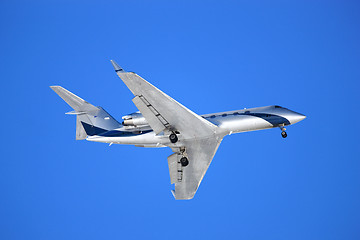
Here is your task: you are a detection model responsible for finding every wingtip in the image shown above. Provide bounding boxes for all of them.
[171,190,176,199]
[110,60,125,72]
[50,85,61,90]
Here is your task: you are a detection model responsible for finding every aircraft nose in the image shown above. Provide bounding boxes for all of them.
[289,112,306,124]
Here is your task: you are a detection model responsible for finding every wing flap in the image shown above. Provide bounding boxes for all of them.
[167,153,183,184]
[132,95,168,134]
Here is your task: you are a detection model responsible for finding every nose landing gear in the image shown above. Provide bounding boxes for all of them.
[279,126,287,138]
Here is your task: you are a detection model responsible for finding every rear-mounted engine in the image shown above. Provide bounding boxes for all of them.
[122,112,148,126]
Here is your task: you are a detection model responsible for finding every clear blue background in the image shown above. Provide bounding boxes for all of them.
[1,1,359,239]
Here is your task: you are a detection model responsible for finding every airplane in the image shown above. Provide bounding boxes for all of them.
[50,60,306,200]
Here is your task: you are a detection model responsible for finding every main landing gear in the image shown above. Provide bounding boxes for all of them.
[279,126,287,138]
[180,157,189,167]
[178,147,189,167]
[169,133,178,143]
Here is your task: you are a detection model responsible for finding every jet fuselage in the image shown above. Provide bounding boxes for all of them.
[87,105,305,147]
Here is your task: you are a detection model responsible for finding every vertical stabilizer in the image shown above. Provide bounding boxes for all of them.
[76,116,87,140]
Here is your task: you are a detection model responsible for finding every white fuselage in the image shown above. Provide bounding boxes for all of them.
[87,105,306,147]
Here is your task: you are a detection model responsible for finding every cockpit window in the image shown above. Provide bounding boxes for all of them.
[210,115,216,118]
[233,112,240,115]
[222,114,227,117]
[274,105,282,108]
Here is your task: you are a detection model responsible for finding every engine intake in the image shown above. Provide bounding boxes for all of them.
[122,112,148,126]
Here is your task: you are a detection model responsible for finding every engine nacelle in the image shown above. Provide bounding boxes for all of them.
[122,112,148,126]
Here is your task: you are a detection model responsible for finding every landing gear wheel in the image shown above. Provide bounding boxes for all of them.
[281,131,287,138]
[180,157,189,167]
[169,133,178,143]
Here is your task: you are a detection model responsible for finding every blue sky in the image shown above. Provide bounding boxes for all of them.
[1,1,360,239]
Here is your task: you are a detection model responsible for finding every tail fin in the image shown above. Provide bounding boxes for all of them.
[50,86,121,140]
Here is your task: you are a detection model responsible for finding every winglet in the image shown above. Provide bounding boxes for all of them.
[110,60,124,72]
[171,190,176,199]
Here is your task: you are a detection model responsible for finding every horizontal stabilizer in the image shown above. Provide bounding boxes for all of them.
[65,111,87,115]
[50,86,122,139]
[50,86,98,112]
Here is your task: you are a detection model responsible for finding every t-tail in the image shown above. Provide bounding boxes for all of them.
[50,86,122,140]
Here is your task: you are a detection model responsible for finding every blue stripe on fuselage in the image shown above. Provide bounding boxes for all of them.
[245,113,290,126]
[97,129,153,137]
[81,122,108,136]
[81,121,153,137]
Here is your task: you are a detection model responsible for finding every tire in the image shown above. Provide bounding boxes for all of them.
[180,157,189,167]
[281,132,287,138]
[169,133,178,143]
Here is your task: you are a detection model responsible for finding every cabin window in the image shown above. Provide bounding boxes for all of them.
[233,112,240,115]
[245,111,250,114]
[222,114,227,117]
[210,115,216,118]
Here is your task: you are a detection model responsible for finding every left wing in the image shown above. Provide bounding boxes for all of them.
[110,60,218,139]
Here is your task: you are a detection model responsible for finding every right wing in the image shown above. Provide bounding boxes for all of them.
[168,136,223,199]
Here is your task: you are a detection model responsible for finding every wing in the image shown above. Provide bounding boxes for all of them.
[111,61,224,199]
[168,137,223,199]
[110,60,217,139]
